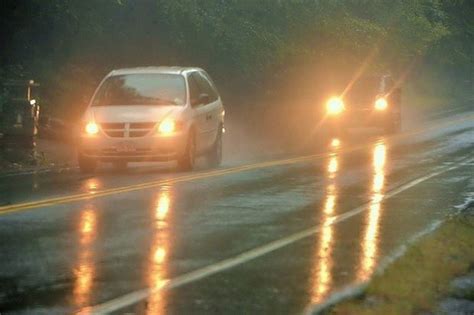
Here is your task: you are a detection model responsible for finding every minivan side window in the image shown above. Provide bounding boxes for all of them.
[188,74,201,106]
[193,72,218,103]
[199,72,219,101]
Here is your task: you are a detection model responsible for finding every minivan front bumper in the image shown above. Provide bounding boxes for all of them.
[78,132,187,162]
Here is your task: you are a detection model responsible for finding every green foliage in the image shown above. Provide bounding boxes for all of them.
[0,0,471,119]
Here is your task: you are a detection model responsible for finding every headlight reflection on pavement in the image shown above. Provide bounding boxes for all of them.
[357,139,387,281]
[311,143,340,303]
[74,208,98,311]
[146,187,173,314]
[85,178,101,195]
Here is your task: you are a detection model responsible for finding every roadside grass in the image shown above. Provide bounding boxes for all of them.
[329,210,474,315]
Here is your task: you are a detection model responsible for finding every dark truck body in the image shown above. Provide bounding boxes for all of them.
[0,80,40,146]
[325,75,402,134]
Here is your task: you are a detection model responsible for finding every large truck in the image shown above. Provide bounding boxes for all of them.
[0,80,40,148]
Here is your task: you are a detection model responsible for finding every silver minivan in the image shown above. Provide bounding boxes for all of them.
[78,67,225,172]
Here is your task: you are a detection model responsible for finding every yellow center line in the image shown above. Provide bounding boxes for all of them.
[0,113,473,216]
[0,154,326,215]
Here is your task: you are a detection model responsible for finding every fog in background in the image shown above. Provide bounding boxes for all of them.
[1,0,473,159]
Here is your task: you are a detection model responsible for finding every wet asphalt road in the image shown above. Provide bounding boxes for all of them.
[0,106,473,315]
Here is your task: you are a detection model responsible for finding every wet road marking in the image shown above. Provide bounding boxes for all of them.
[443,162,474,166]
[304,219,444,315]
[1,113,473,217]
[0,154,326,215]
[85,156,474,314]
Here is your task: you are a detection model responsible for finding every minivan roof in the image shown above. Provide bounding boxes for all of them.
[108,66,204,76]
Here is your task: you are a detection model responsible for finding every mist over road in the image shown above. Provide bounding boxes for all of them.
[0,103,473,314]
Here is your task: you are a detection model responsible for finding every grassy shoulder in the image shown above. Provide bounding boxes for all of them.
[329,210,474,315]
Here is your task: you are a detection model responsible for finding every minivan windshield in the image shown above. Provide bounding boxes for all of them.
[92,73,186,106]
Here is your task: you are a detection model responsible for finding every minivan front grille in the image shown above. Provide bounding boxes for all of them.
[100,122,156,138]
[101,122,125,129]
[129,131,149,138]
[106,131,125,138]
[130,122,156,129]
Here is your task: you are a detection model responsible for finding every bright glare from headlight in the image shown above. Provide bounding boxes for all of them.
[158,119,176,135]
[85,122,99,135]
[375,97,388,111]
[326,97,344,115]
[330,138,341,148]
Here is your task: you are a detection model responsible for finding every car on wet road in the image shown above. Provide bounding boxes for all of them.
[2,2,474,314]
[78,67,225,173]
[324,75,402,135]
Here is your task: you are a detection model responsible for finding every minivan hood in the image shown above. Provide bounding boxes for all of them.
[86,105,182,123]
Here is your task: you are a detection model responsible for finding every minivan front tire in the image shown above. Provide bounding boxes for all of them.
[177,132,196,171]
[208,128,222,167]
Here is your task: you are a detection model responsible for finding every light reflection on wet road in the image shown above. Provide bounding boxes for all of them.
[311,137,388,303]
[74,207,97,310]
[0,112,472,314]
[310,140,340,303]
[146,188,172,315]
[357,140,387,281]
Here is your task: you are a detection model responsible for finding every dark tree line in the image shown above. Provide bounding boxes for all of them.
[0,0,472,120]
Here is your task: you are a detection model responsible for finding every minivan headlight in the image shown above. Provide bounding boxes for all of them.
[326,97,345,115]
[85,122,99,135]
[375,97,388,111]
[157,119,176,135]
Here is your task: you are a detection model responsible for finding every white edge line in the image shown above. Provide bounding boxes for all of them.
[303,219,444,315]
[86,156,474,315]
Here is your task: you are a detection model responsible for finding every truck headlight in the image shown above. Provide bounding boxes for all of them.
[375,97,388,111]
[326,97,345,115]
[85,122,99,135]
